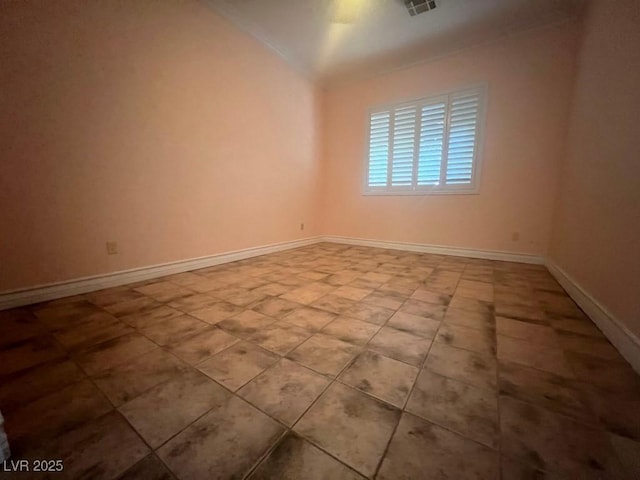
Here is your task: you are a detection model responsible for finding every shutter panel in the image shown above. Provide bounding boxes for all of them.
[445,91,480,185]
[368,111,390,187]
[417,101,446,186]
[391,105,417,186]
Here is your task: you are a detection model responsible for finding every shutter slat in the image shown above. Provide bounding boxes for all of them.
[449,126,477,135]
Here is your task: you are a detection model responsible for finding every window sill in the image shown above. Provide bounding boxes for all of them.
[363,188,480,196]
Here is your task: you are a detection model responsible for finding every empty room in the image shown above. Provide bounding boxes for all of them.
[1,0,639,478]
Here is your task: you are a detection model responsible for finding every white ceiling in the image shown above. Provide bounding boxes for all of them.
[206,0,586,86]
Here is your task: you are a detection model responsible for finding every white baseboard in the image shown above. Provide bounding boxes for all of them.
[322,235,544,265]
[0,237,322,311]
[546,260,640,374]
[0,235,543,311]
[4,235,637,374]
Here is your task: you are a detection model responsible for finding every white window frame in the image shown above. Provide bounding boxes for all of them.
[363,84,487,196]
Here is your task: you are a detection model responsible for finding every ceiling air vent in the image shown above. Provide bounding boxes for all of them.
[404,0,437,16]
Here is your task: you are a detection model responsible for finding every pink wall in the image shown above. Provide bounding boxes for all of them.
[5,0,632,338]
[320,23,581,256]
[0,0,322,291]
[549,1,640,337]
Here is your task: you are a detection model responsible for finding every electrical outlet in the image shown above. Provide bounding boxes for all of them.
[511,232,520,242]
[300,223,304,231]
[106,241,118,255]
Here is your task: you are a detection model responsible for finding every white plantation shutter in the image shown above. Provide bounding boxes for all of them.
[391,105,417,186]
[367,111,390,187]
[445,91,480,185]
[366,86,485,193]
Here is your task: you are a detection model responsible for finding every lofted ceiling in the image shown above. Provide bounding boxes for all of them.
[205,0,587,86]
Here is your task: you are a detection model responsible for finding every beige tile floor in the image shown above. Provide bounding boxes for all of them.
[1,243,639,479]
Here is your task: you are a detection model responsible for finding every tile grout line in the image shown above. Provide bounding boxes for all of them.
[242,352,364,479]
[239,280,384,478]
[271,259,434,478]
[371,264,468,478]
[397,268,527,456]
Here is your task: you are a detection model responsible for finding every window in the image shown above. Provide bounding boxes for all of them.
[365,86,486,195]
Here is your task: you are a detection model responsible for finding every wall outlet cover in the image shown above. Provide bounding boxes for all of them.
[106,241,118,255]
